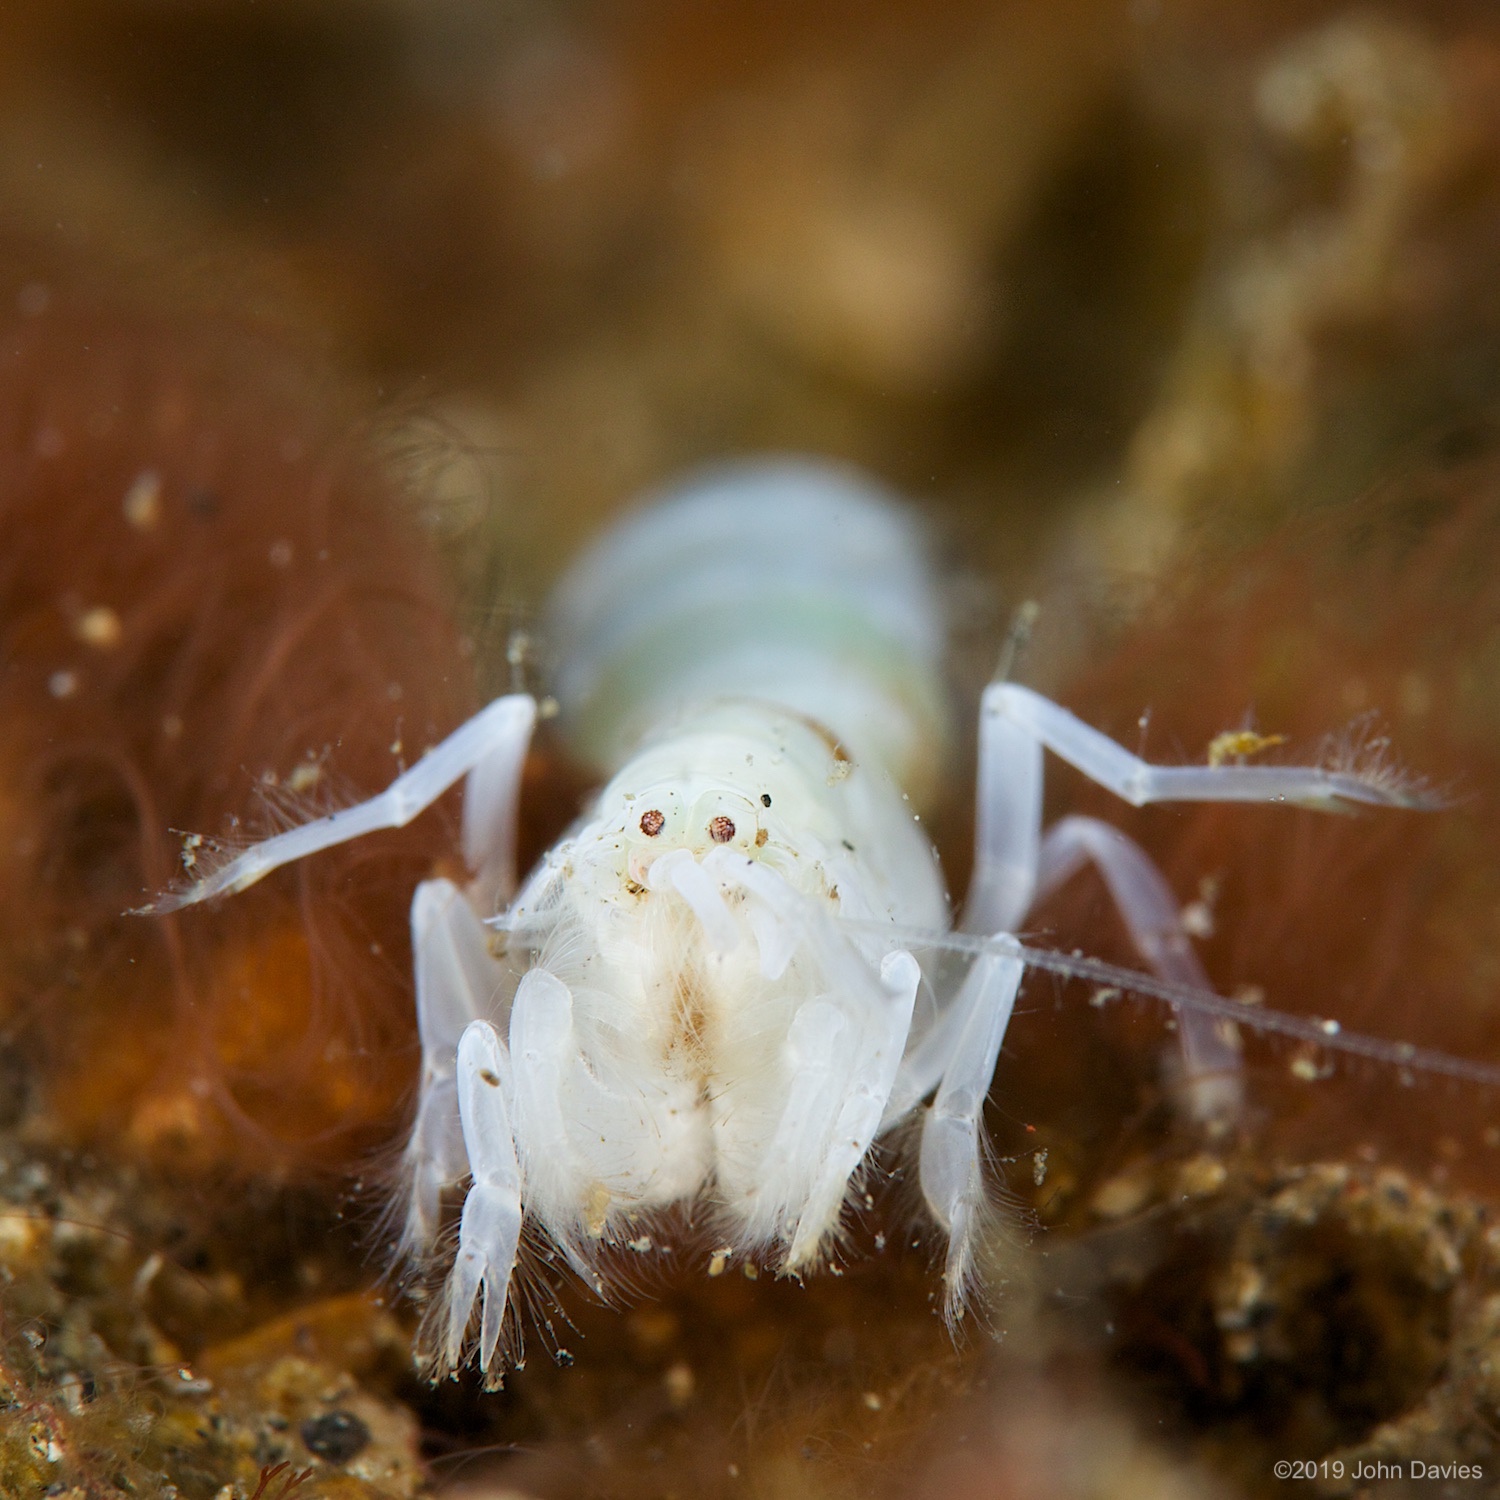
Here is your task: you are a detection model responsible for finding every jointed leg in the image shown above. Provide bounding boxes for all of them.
[402,878,511,1256]
[983,683,1427,812]
[461,695,541,909]
[781,950,920,1270]
[700,849,920,1265]
[916,948,1025,1321]
[964,681,1428,942]
[146,693,536,911]
[508,967,682,1272]
[960,697,1042,934]
[507,967,592,1269]
[444,1019,523,1374]
[1035,816,1241,1120]
[960,681,1427,1119]
[648,848,740,953]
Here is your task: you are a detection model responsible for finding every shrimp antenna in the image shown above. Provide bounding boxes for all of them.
[506,628,535,695]
[993,598,1041,684]
[849,919,1500,1090]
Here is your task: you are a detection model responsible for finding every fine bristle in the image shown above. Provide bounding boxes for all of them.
[0,237,474,1177]
[1051,452,1500,1188]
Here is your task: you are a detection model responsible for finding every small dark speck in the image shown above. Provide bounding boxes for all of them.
[300,1410,370,1464]
[841,839,855,852]
[760,793,772,807]
[186,487,220,519]
[479,1069,501,1087]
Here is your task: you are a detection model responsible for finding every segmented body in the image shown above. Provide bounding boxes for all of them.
[422,462,961,1363]
[148,457,1436,1377]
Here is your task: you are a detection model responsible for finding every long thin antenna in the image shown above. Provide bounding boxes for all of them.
[846,919,1500,1090]
[993,599,1041,684]
[506,629,534,695]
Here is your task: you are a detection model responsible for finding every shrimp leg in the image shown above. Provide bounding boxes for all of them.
[963,681,1425,937]
[401,878,511,1258]
[144,693,537,911]
[916,947,1026,1320]
[961,681,1426,1117]
[781,949,920,1270]
[444,1018,524,1375]
[1034,815,1241,1121]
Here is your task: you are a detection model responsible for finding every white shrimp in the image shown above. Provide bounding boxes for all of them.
[143,457,1441,1378]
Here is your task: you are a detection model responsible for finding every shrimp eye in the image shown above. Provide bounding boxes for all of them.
[639,809,665,837]
[708,815,736,843]
[760,793,772,807]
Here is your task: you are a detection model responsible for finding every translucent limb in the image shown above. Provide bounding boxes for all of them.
[401,878,510,1257]
[701,849,919,1264]
[144,693,537,911]
[881,978,968,1133]
[960,688,1042,934]
[962,682,1427,939]
[1035,814,1241,1120]
[840,916,1500,1093]
[507,967,680,1275]
[444,1020,523,1374]
[507,967,591,1273]
[646,847,740,953]
[702,845,804,979]
[782,949,919,1269]
[916,948,1025,1322]
[461,695,541,908]
[985,683,1429,812]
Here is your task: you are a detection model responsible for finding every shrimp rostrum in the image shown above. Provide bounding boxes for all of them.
[146,459,1436,1378]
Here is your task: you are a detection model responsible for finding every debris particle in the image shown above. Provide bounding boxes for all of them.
[123,470,162,530]
[1176,1154,1229,1198]
[1179,901,1214,938]
[1092,1166,1155,1220]
[1290,1052,1331,1081]
[1207,729,1287,766]
[73,606,122,649]
[286,762,322,794]
[663,1362,695,1408]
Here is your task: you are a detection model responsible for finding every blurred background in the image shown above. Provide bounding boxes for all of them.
[5,2,1500,1497]
[6,0,1500,621]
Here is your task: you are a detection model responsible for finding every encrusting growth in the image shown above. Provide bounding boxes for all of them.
[0,242,471,1172]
